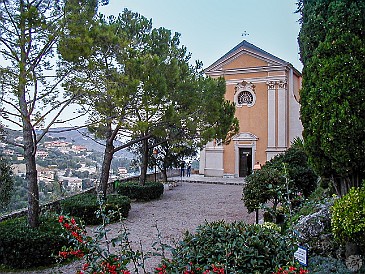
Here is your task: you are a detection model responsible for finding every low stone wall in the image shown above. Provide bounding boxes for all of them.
[0,169,180,223]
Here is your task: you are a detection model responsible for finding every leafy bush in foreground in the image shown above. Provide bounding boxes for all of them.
[116,181,164,201]
[158,220,294,274]
[60,193,131,225]
[331,185,365,253]
[0,215,68,269]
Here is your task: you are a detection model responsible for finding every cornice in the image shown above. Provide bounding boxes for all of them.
[226,76,288,85]
[205,65,289,77]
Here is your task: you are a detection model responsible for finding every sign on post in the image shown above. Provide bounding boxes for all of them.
[294,246,308,266]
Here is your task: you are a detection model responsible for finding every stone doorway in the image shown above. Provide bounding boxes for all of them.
[239,148,252,177]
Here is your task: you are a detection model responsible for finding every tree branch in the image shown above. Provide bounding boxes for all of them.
[113,134,152,153]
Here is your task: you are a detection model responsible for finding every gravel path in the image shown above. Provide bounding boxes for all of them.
[10,182,257,274]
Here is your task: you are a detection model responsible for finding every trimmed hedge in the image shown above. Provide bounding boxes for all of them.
[158,220,294,273]
[116,181,164,201]
[60,193,131,225]
[0,215,68,269]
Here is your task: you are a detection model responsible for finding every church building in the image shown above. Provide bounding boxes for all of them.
[199,41,302,177]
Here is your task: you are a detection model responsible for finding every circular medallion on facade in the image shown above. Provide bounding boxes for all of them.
[238,91,254,105]
[234,81,256,107]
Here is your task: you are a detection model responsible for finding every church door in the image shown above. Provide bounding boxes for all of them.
[239,148,252,177]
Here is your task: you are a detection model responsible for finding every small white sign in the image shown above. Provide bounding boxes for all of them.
[294,246,308,266]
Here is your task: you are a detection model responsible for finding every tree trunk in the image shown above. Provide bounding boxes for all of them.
[100,140,114,198]
[23,122,39,228]
[19,0,39,227]
[139,137,149,186]
[161,167,168,182]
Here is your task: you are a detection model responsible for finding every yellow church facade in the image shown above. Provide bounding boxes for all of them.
[199,41,302,177]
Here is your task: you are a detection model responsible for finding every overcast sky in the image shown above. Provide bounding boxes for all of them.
[2,1,303,130]
[99,0,303,71]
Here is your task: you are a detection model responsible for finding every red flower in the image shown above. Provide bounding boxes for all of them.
[58,251,68,259]
[63,222,71,230]
[58,215,64,223]
[289,266,297,272]
[83,263,89,270]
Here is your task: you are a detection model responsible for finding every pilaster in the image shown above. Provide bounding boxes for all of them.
[267,81,276,148]
[277,80,287,148]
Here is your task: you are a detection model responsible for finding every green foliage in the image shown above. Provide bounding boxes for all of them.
[0,157,14,212]
[308,256,354,274]
[331,186,365,249]
[0,215,69,269]
[158,221,293,274]
[60,193,131,225]
[116,181,164,201]
[243,168,282,213]
[289,186,330,225]
[265,145,318,197]
[298,0,365,189]
[243,145,317,214]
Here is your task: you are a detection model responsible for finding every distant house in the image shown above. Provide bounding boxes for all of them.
[15,136,23,142]
[63,177,83,191]
[36,150,49,158]
[118,167,128,178]
[12,164,54,180]
[3,149,14,156]
[199,41,302,178]
[71,145,87,153]
[44,141,70,148]
[17,155,24,161]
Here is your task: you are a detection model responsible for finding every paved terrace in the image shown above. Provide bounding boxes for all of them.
[17,175,255,274]
[168,173,246,185]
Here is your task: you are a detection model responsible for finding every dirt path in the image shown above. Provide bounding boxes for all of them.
[14,182,256,274]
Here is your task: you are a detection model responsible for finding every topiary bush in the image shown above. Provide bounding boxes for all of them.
[243,167,282,213]
[243,143,318,225]
[264,144,318,197]
[60,193,131,225]
[331,185,365,254]
[158,220,294,273]
[116,181,164,201]
[0,215,69,269]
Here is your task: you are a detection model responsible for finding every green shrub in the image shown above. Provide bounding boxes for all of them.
[308,256,354,274]
[264,145,318,197]
[60,193,131,225]
[243,145,318,219]
[243,168,282,213]
[158,220,294,273]
[116,181,164,201]
[331,186,365,251]
[0,215,68,269]
[289,186,331,226]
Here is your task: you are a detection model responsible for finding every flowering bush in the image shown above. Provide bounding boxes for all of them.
[274,265,309,274]
[58,215,133,274]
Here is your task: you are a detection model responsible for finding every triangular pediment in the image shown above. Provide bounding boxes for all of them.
[232,132,259,141]
[205,40,289,74]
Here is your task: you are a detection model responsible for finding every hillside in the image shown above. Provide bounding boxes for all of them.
[4,127,134,159]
